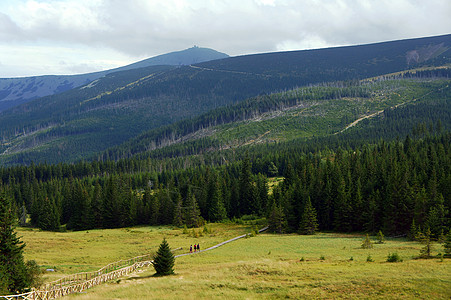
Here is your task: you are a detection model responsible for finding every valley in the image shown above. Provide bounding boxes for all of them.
[0,34,450,299]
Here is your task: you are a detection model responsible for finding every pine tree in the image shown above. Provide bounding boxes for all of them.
[0,263,8,295]
[443,230,451,258]
[418,228,433,258]
[361,234,373,249]
[268,201,287,234]
[0,193,31,294]
[376,230,385,244]
[299,197,318,235]
[153,238,175,276]
[239,155,256,215]
[184,188,201,228]
[207,176,227,222]
[172,195,184,226]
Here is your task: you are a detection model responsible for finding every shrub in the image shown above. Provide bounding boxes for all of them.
[366,255,374,262]
[376,230,385,244]
[386,253,403,262]
[361,234,373,249]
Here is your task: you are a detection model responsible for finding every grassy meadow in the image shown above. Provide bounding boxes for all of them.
[17,224,451,299]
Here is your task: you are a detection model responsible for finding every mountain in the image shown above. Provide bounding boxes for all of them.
[99,68,450,161]
[0,46,229,112]
[0,34,449,165]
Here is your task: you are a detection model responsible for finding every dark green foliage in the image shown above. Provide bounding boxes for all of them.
[2,35,450,166]
[153,239,175,276]
[0,193,40,295]
[184,188,201,228]
[417,228,434,258]
[386,253,403,262]
[299,197,319,235]
[443,230,451,258]
[268,202,287,234]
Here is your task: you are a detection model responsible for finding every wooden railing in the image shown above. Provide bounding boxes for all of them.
[0,252,164,300]
[0,226,268,299]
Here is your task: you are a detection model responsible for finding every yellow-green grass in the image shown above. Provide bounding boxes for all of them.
[18,224,252,283]
[267,177,284,195]
[21,229,448,299]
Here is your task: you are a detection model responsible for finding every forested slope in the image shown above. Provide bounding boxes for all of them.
[0,35,449,165]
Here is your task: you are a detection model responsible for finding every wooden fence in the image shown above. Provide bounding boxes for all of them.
[1,226,268,299]
[0,251,177,300]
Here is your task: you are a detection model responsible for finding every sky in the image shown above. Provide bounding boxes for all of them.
[0,0,450,78]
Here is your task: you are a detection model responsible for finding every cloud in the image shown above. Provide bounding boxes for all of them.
[0,0,450,77]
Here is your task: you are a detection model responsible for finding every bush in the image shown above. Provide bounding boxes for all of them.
[366,255,374,262]
[376,230,385,244]
[361,234,373,249]
[386,253,403,262]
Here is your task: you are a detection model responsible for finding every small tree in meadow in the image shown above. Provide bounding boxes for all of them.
[417,228,433,258]
[376,230,385,244]
[361,234,373,249]
[153,239,175,276]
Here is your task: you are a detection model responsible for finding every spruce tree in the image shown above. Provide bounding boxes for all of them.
[268,201,287,234]
[184,188,200,227]
[418,228,433,258]
[153,238,175,276]
[443,230,451,258]
[361,234,373,249]
[299,197,319,235]
[172,195,184,226]
[0,193,30,294]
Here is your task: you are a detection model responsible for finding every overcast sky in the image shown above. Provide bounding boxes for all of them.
[0,0,450,78]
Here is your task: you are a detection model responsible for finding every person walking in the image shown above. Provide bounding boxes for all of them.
[197,243,200,251]
[190,245,192,253]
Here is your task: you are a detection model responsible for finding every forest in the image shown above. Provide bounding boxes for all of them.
[0,129,449,241]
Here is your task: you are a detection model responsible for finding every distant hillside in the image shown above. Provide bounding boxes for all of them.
[0,47,228,112]
[0,35,449,165]
[98,71,450,161]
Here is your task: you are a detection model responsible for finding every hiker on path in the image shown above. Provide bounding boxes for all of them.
[197,243,200,251]
[190,245,192,253]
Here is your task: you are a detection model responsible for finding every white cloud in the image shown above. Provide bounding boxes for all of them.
[0,0,450,77]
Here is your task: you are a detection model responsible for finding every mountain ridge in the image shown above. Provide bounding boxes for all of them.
[0,34,450,165]
[0,46,229,112]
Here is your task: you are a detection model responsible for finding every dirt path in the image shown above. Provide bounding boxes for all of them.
[175,226,269,258]
[338,84,449,134]
[189,65,272,78]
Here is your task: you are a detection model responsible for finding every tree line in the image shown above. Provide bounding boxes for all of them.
[1,133,449,238]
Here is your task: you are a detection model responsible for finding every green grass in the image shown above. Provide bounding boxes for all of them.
[18,224,252,283]
[18,226,451,299]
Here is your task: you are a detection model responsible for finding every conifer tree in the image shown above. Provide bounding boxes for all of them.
[172,195,184,226]
[418,228,433,258]
[299,196,318,235]
[239,154,257,215]
[153,238,175,276]
[443,230,451,258]
[184,188,201,227]
[0,193,31,294]
[208,176,227,222]
[361,234,373,249]
[268,201,287,234]
[376,230,385,244]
